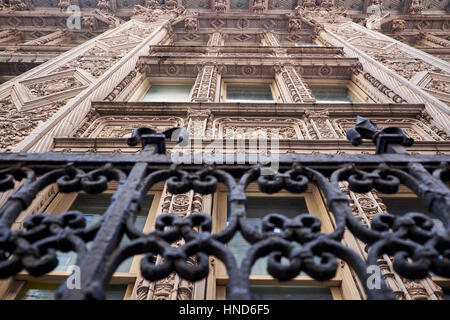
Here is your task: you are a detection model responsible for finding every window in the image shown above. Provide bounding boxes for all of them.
[16,281,127,300]
[249,285,332,300]
[55,193,154,273]
[381,197,445,236]
[228,197,309,275]
[223,82,276,103]
[310,86,361,104]
[380,193,448,296]
[11,187,162,300]
[141,84,192,102]
[209,183,360,300]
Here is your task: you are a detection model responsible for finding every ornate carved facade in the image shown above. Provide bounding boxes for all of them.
[0,0,449,301]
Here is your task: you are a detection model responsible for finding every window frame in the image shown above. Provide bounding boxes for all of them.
[130,77,196,102]
[220,78,282,103]
[11,183,163,300]
[378,190,450,293]
[306,79,372,104]
[207,182,362,300]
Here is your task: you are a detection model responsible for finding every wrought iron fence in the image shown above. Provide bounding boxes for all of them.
[0,117,448,300]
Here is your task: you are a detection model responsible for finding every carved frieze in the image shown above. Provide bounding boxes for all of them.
[11,69,93,111]
[333,118,447,141]
[76,116,185,138]
[274,64,316,103]
[213,117,309,140]
[0,97,67,152]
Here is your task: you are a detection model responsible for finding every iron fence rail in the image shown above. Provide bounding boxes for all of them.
[0,118,448,300]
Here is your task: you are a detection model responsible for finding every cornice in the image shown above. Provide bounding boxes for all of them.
[91,101,425,117]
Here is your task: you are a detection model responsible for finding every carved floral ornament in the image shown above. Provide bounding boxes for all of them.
[78,116,185,138]
[293,3,349,24]
[0,0,28,11]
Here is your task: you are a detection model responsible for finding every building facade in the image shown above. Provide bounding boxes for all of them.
[0,0,449,300]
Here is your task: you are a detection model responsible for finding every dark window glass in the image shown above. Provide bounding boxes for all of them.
[55,193,153,272]
[381,197,445,235]
[16,281,127,300]
[249,285,333,300]
[227,197,308,275]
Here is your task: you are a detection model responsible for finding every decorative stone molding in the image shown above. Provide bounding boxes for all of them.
[417,33,450,49]
[304,110,340,139]
[288,18,302,38]
[207,31,223,47]
[131,190,206,300]
[104,69,138,102]
[10,69,93,111]
[333,117,446,141]
[274,64,316,103]
[410,71,450,106]
[23,29,72,46]
[319,21,450,134]
[187,108,212,138]
[0,28,22,43]
[391,19,406,34]
[54,46,122,78]
[407,0,423,15]
[97,0,112,12]
[363,72,407,103]
[213,0,227,13]
[0,97,67,152]
[293,5,349,24]
[77,116,185,138]
[191,63,221,103]
[252,0,266,14]
[58,0,71,12]
[184,17,198,34]
[9,0,28,11]
[340,183,443,300]
[213,117,310,140]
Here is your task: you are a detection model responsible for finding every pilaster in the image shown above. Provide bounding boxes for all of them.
[131,187,211,300]
[315,20,450,135]
[341,182,444,300]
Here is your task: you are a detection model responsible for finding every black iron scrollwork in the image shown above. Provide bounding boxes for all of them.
[0,120,448,300]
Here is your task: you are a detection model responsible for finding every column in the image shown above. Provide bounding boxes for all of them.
[261,31,316,103]
[191,63,221,103]
[130,189,212,300]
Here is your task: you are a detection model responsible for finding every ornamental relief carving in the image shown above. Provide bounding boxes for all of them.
[54,46,122,78]
[332,118,447,141]
[213,117,310,140]
[340,183,443,300]
[132,190,204,300]
[11,69,92,111]
[0,97,67,152]
[79,116,185,138]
